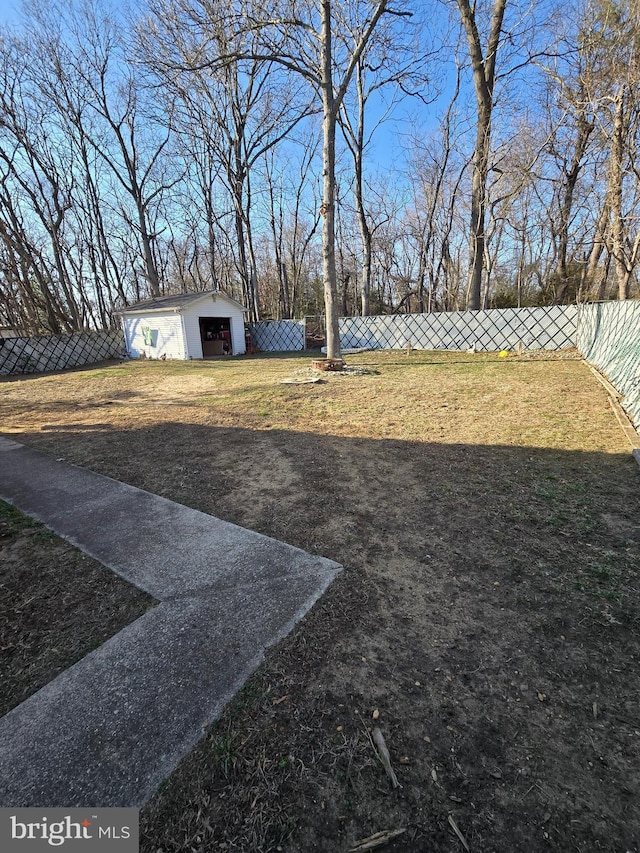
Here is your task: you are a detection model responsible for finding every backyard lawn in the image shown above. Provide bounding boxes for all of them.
[1,350,639,852]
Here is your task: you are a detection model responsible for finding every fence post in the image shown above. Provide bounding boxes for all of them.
[575,302,582,351]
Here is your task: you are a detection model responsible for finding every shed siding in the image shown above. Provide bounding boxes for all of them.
[182,309,203,359]
[230,312,246,356]
[122,313,186,359]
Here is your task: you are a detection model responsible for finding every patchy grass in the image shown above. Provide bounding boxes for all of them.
[0,500,156,717]
[1,350,639,852]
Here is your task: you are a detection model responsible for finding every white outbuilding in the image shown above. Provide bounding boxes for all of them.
[116,290,249,360]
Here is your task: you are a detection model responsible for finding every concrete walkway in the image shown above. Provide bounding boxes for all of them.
[0,436,341,808]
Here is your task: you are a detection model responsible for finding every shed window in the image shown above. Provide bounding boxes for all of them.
[142,327,158,347]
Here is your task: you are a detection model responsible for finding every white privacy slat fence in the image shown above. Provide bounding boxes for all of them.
[577,301,640,430]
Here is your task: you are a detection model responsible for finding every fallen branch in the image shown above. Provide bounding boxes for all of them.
[349,828,407,851]
[372,727,401,789]
[448,814,470,851]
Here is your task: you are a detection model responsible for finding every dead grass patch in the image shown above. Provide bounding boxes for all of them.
[0,500,156,717]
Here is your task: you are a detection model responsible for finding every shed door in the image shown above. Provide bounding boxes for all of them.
[199,317,232,356]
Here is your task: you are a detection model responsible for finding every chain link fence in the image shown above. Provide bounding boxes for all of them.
[0,330,126,375]
[247,319,306,352]
[339,306,578,352]
[248,308,578,355]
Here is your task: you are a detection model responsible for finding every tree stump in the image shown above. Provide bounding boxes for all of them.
[312,357,344,372]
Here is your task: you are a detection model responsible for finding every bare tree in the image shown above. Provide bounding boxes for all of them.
[578,0,640,300]
[26,0,180,302]
[263,133,322,318]
[607,82,640,299]
[142,0,413,357]
[315,0,411,353]
[454,0,507,309]
[547,92,596,302]
[338,12,428,316]
[0,31,87,332]
[404,64,468,312]
[142,2,317,319]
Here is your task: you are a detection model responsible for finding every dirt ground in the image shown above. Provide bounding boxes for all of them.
[1,350,639,852]
[0,501,155,718]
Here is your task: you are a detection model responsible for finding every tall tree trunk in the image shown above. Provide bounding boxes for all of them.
[467,110,491,309]
[456,0,507,310]
[582,201,610,300]
[232,172,253,314]
[137,201,160,298]
[555,111,594,302]
[610,83,631,300]
[321,0,341,359]
[358,209,372,316]
[351,61,372,317]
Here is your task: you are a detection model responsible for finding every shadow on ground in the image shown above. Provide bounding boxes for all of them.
[9,420,640,853]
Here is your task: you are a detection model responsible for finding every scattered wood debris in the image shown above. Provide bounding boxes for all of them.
[349,828,407,851]
[280,375,325,384]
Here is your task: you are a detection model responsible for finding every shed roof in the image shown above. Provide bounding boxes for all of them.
[115,290,248,315]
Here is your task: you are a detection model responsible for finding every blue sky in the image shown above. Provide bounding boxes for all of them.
[0,0,21,26]
[0,0,450,190]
